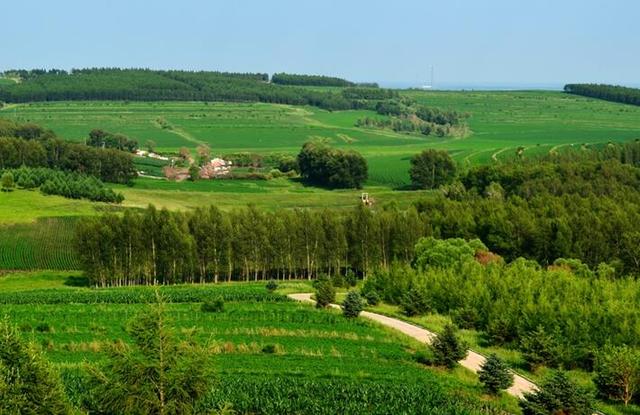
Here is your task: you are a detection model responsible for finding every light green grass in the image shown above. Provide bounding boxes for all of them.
[0,189,107,224]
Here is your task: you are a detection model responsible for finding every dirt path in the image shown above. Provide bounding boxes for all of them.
[288,293,538,399]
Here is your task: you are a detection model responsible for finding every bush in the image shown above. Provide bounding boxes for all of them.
[342,291,364,318]
[451,307,480,330]
[430,324,468,369]
[261,344,277,354]
[314,280,336,309]
[520,371,594,415]
[364,291,380,306]
[201,297,224,313]
[400,286,430,317]
[478,354,514,395]
[265,280,278,292]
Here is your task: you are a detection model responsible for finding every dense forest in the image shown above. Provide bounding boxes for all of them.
[271,73,355,87]
[87,128,138,152]
[0,119,136,184]
[564,83,640,106]
[1,166,123,202]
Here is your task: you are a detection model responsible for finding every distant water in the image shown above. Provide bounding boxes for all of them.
[377,81,565,91]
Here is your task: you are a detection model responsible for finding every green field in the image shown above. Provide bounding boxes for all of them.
[2,91,639,188]
[0,273,517,413]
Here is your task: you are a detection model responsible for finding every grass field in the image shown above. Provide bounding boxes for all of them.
[0,273,518,413]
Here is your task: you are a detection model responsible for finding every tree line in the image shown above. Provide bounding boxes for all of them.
[564,83,640,106]
[0,119,136,184]
[87,128,138,152]
[271,73,355,87]
[1,166,123,203]
[74,204,426,287]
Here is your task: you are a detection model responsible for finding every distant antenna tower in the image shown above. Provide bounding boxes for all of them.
[422,66,434,90]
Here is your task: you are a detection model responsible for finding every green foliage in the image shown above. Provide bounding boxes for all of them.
[188,164,200,181]
[364,290,380,306]
[0,120,137,184]
[520,325,562,370]
[430,324,468,369]
[314,279,336,309]
[409,149,457,189]
[297,141,368,189]
[1,172,15,192]
[0,317,71,414]
[413,237,486,270]
[520,371,594,415]
[265,279,278,292]
[201,296,225,313]
[594,345,640,406]
[86,293,211,415]
[565,83,640,106]
[478,354,514,395]
[3,166,124,203]
[87,128,138,152]
[342,291,364,318]
[271,73,354,87]
[400,286,430,317]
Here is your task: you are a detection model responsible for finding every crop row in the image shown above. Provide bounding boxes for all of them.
[0,217,80,270]
[0,284,288,305]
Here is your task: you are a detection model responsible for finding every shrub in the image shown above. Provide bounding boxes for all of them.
[344,269,358,287]
[430,324,468,369]
[314,280,336,309]
[342,291,364,318]
[520,371,594,415]
[478,354,514,395]
[35,322,51,333]
[261,344,277,354]
[364,291,380,306]
[201,297,225,313]
[400,286,430,317]
[451,307,479,330]
[265,280,278,292]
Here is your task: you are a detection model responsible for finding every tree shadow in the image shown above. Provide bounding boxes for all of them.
[64,275,90,287]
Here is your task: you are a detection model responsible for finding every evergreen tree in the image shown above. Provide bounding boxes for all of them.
[315,279,336,308]
[87,292,211,415]
[0,317,71,414]
[1,172,15,192]
[478,353,514,395]
[520,371,594,415]
[430,324,468,369]
[342,291,365,318]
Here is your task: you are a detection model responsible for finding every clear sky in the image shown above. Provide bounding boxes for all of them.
[2,0,638,86]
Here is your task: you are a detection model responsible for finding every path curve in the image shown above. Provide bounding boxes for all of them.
[288,293,538,399]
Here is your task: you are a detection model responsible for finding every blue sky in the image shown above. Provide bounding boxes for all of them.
[2,0,638,86]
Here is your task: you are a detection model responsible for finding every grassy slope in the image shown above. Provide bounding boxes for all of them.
[0,272,519,413]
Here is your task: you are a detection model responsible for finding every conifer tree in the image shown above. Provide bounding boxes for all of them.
[430,324,468,369]
[478,353,514,395]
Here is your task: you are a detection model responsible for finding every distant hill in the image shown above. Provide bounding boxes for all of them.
[0,68,369,110]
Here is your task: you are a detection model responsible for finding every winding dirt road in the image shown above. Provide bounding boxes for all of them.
[288,293,538,399]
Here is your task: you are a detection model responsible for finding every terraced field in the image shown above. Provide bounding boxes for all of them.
[0,276,518,414]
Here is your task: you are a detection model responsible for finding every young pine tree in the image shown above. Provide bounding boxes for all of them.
[315,279,336,308]
[0,317,71,414]
[87,292,211,414]
[430,324,468,369]
[342,291,364,318]
[520,371,594,415]
[478,353,514,395]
